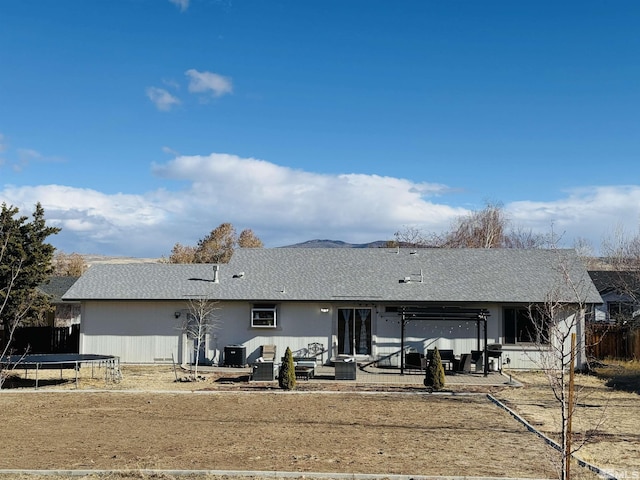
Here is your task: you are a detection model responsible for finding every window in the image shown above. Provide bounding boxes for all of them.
[607,302,635,323]
[504,307,548,344]
[251,304,277,328]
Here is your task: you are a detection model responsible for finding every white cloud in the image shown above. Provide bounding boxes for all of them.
[506,186,640,248]
[0,140,65,173]
[185,69,233,98]
[151,153,459,237]
[2,153,639,257]
[169,0,189,12]
[146,87,181,111]
[162,146,180,156]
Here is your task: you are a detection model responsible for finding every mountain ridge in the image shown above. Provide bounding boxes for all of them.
[79,239,390,265]
[282,239,388,249]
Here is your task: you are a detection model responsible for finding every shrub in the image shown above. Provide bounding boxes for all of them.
[424,347,446,391]
[278,347,296,390]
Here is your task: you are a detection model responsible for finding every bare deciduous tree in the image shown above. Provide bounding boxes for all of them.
[390,202,546,250]
[167,223,264,264]
[238,228,264,248]
[179,296,221,380]
[528,248,606,480]
[391,225,430,248]
[195,223,236,263]
[443,201,507,248]
[601,225,640,324]
[165,242,197,264]
[0,252,24,388]
[52,251,88,276]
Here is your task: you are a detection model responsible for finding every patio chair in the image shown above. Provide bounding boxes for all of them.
[404,351,424,370]
[307,342,324,365]
[427,349,455,372]
[458,353,472,373]
[261,344,276,362]
[470,350,484,372]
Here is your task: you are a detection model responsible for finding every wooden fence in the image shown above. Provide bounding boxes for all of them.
[5,325,80,355]
[587,323,640,360]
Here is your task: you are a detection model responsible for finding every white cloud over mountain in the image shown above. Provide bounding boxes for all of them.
[1,153,639,257]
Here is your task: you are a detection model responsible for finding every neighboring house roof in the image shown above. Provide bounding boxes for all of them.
[63,248,602,304]
[38,276,80,303]
[588,270,640,297]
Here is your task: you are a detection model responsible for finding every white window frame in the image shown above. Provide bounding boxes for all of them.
[251,305,277,328]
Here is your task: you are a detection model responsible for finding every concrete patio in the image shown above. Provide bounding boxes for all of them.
[210,364,520,388]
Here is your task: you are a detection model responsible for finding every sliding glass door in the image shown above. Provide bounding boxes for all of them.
[337,308,371,356]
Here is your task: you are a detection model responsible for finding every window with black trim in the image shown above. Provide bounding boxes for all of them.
[251,304,277,328]
[504,307,548,344]
[607,301,635,323]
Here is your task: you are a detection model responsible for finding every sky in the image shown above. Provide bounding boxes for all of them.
[1,0,639,257]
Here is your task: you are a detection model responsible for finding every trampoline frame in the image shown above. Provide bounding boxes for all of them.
[0,353,120,389]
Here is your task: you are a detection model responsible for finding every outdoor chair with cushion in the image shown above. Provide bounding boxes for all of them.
[261,344,276,362]
[470,350,484,372]
[404,351,424,370]
[457,353,472,373]
[427,349,455,372]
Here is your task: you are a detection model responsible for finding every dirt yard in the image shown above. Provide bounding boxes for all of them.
[0,364,637,480]
[494,370,640,477]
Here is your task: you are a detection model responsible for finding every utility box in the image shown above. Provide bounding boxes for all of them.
[224,345,246,367]
[335,357,357,380]
[252,361,275,381]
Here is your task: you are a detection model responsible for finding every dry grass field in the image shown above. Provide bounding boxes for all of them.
[494,363,640,479]
[1,362,638,480]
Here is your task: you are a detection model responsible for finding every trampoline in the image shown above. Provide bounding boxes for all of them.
[0,353,120,388]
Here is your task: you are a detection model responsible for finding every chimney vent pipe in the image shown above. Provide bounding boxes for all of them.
[212,264,219,283]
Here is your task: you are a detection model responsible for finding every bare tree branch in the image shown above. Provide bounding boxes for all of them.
[178,297,221,380]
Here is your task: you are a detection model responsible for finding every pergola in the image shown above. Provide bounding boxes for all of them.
[398,305,492,376]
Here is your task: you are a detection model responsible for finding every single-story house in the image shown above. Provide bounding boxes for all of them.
[588,270,640,324]
[37,276,81,327]
[62,248,602,370]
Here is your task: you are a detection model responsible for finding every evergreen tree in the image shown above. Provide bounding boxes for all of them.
[0,203,60,334]
[278,347,296,390]
[424,347,446,391]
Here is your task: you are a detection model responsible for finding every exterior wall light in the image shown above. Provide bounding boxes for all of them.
[320,307,330,313]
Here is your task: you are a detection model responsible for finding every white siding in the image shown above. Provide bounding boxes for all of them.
[81,301,183,363]
[214,302,333,364]
[79,299,585,370]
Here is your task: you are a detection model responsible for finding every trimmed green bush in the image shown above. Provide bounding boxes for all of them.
[424,347,446,391]
[278,347,297,390]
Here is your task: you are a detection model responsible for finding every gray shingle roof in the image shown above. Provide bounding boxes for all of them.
[38,276,80,303]
[62,248,602,304]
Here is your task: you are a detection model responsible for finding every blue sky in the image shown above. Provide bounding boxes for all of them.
[1,0,639,257]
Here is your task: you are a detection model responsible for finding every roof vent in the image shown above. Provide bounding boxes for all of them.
[399,276,411,284]
[212,264,219,283]
[233,271,245,279]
